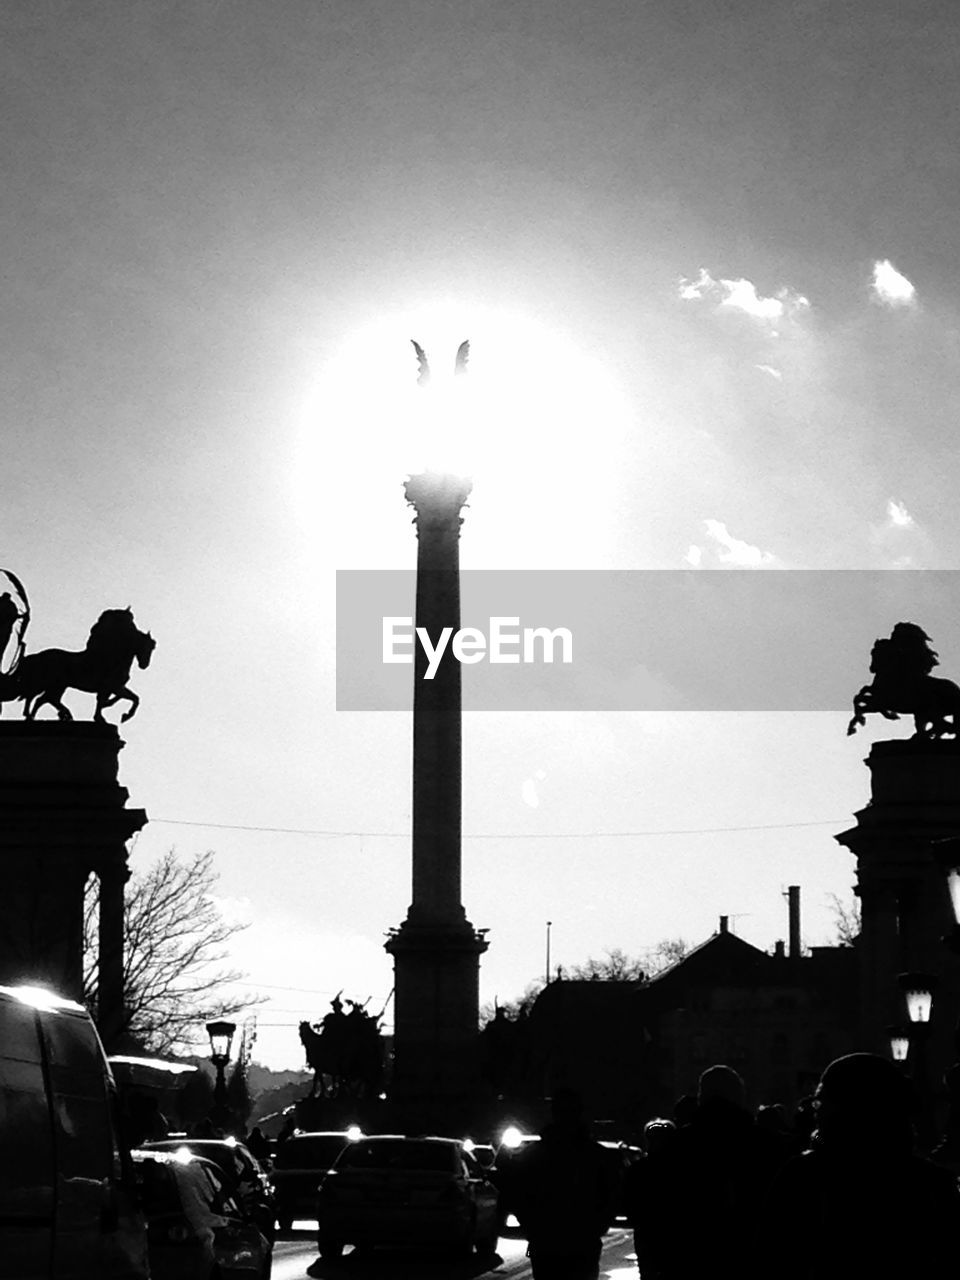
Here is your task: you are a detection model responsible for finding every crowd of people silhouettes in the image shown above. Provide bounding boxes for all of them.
[498,1053,960,1280]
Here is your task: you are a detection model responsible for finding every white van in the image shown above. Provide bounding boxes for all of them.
[0,984,149,1280]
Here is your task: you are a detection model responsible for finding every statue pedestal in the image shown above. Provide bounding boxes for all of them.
[0,721,146,1044]
[837,739,960,1137]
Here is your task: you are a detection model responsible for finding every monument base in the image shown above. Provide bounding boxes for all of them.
[385,916,489,1135]
[836,738,960,1142]
[0,721,145,1041]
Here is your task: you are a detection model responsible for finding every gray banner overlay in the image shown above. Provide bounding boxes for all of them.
[336,570,960,711]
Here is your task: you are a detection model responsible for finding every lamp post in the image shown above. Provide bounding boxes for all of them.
[897,971,937,1147]
[930,844,960,1168]
[206,1018,236,1133]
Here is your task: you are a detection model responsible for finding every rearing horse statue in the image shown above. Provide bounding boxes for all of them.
[0,607,156,722]
[847,622,960,739]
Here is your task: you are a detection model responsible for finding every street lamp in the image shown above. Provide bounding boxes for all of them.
[887,1025,911,1064]
[206,1018,236,1132]
[897,972,937,1024]
[897,972,938,1147]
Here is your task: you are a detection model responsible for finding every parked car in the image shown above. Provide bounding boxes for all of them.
[0,982,149,1280]
[270,1130,356,1230]
[141,1139,275,1240]
[132,1149,272,1280]
[316,1134,499,1260]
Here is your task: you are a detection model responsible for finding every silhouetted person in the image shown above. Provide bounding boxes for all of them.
[624,1120,676,1269]
[672,1093,698,1129]
[276,1114,297,1147]
[122,1092,169,1147]
[633,1065,788,1280]
[246,1126,272,1163]
[642,1117,677,1156]
[768,1053,960,1279]
[792,1094,818,1149]
[506,1088,618,1280]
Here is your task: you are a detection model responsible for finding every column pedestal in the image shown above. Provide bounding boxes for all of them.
[836,739,960,1137]
[0,721,146,1047]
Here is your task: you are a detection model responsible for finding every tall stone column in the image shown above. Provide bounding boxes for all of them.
[385,471,489,1132]
[0,721,146,1047]
[836,739,960,1120]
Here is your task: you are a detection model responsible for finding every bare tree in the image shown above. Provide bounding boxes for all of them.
[643,937,690,974]
[569,946,647,982]
[827,892,861,947]
[84,850,259,1055]
[482,938,691,1024]
[570,940,690,982]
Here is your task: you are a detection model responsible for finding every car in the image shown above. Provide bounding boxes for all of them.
[0,982,149,1280]
[141,1139,275,1241]
[269,1130,356,1230]
[132,1149,272,1280]
[316,1134,499,1260]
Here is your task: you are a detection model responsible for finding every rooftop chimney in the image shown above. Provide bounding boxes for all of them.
[719,915,729,934]
[788,885,801,959]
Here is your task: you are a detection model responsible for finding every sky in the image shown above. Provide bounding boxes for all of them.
[4,0,960,1069]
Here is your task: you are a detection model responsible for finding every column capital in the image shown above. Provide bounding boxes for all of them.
[404,472,472,533]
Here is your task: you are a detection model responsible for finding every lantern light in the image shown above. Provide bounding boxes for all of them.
[887,1025,910,1062]
[205,1019,237,1065]
[946,867,960,927]
[897,973,938,1024]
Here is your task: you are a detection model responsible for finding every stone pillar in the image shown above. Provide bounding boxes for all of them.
[97,856,130,1048]
[385,472,489,1132]
[836,739,960,1126]
[0,721,146,1046]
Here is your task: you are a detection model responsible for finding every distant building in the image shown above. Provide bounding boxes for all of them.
[520,893,859,1134]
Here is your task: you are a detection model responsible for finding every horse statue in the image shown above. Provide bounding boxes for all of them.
[0,607,156,723]
[847,622,960,739]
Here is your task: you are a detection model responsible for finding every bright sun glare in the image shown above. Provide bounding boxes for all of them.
[299,303,628,482]
[293,302,632,566]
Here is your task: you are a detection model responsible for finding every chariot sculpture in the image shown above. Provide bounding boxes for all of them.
[299,993,385,1100]
[0,569,155,722]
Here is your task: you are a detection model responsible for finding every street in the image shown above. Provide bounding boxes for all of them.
[271,1224,637,1280]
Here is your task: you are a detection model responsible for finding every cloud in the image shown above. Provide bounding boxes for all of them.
[679,268,810,322]
[886,498,915,529]
[686,520,780,569]
[871,259,917,309]
[870,498,930,567]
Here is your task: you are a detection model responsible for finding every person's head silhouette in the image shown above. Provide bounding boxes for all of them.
[813,1053,915,1154]
[698,1064,746,1109]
